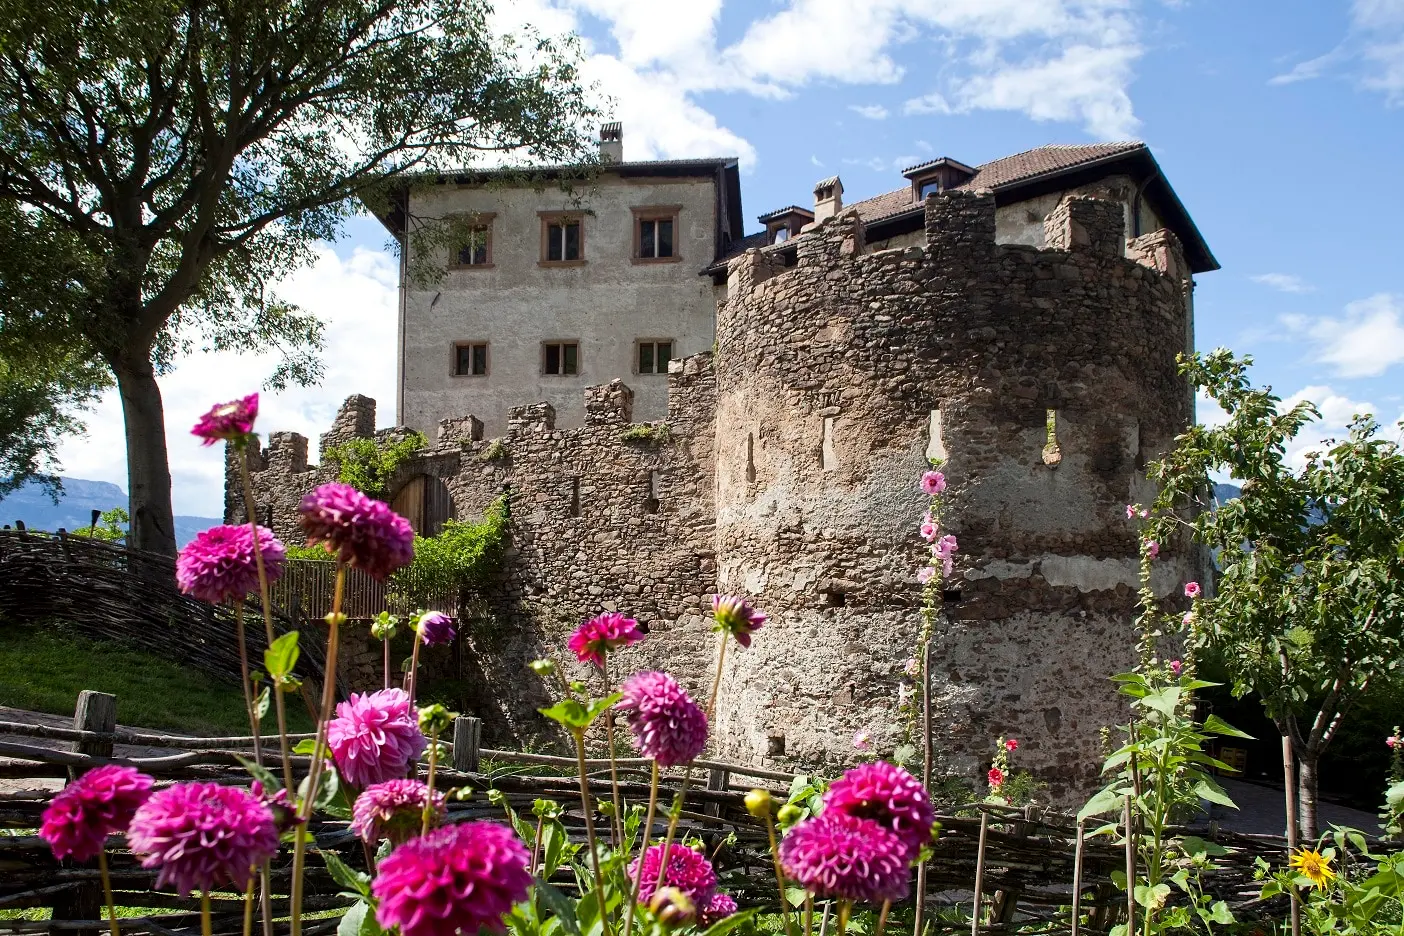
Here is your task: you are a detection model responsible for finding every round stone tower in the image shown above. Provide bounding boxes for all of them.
[710,190,1199,800]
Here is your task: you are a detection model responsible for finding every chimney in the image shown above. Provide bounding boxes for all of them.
[813,175,844,222]
[599,122,623,163]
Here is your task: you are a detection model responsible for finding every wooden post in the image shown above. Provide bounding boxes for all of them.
[1123,796,1136,935]
[1070,818,1086,936]
[704,766,730,818]
[971,811,989,936]
[53,691,117,935]
[452,716,482,773]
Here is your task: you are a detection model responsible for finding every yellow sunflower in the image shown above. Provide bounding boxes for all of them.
[1289,847,1337,889]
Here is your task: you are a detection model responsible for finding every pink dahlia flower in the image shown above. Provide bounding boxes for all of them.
[920,471,946,495]
[710,595,766,648]
[373,821,531,936]
[823,761,935,860]
[126,782,278,897]
[780,812,910,904]
[352,779,447,845]
[39,765,154,862]
[629,843,718,904]
[327,688,427,789]
[298,482,414,581]
[1004,738,1019,752]
[416,611,456,648]
[700,892,738,926]
[176,524,286,604]
[568,612,644,667]
[1184,581,1202,598]
[618,671,708,766]
[988,767,1005,788]
[192,394,258,445]
[1144,540,1160,560]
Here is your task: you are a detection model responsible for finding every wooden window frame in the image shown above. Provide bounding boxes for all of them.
[451,341,490,377]
[541,340,581,376]
[447,213,496,270]
[634,338,675,375]
[632,205,683,264]
[539,212,586,266]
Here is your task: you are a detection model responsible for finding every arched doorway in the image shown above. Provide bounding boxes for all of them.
[389,474,456,536]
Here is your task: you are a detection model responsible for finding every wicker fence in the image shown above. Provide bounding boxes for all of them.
[0,691,1302,936]
[267,559,457,622]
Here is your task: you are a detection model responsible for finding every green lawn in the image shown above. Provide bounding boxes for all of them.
[0,620,312,735]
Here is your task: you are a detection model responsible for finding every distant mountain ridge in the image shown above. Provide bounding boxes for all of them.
[0,477,219,547]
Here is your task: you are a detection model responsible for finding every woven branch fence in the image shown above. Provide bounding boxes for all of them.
[0,693,1305,936]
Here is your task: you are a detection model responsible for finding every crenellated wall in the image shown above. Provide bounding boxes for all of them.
[234,190,1206,802]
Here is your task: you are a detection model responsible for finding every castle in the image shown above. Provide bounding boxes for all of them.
[230,130,1216,800]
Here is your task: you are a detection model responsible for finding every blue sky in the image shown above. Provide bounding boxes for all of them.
[55,0,1404,518]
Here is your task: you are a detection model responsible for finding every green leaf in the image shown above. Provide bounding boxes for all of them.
[233,754,280,792]
[1193,779,1237,809]
[1078,786,1128,821]
[1179,835,1229,857]
[542,818,569,877]
[254,685,271,722]
[538,699,591,730]
[293,738,328,757]
[1208,901,1235,925]
[1202,714,1253,738]
[584,692,622,723]
[265,631,300,679]
[698,909,759,936]
[785,886,809,909]
[321,850,371,899]
[337,900,384,936]
[1133,883,1171,910]
[533,877,581,936]
[1139,686,1181,717]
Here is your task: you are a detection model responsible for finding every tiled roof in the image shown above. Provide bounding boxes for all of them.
[757,205,814,223]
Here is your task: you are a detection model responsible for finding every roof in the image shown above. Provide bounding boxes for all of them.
[757,205,814,223]
[705,142,1218,274]
[901,156,976,178]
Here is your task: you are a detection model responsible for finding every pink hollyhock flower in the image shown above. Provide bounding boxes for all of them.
[917,566,935,585]
[298,482,414,581]
[1125,504,1137,520]
[373,822,531,936]
[824,761,935,861]
[192,394,258,445]
[1169,660,1183,677]
[416,611,456,648]
[39,765,154,862]
[1144,540,1160,560]
[629,843,718,904]
[920,471,946,495]
[988,767,1005,788]
[568,612,644,667]
[618,671,708,766]
[1141,508,1151,519]
[934,534,958,561]
[780,812,910,903]
[352,779,447,845]
[700,893,738,926]
[1004,738,1018,753]
[710,595,766,648]
[127,782,278,897]
[919,513,939,542]
[1184,581,1201,598]
[852,730,873,752]
[176,524,286,605]
[327,688,427,789]
[1183,611,1195,627]
[903,658,920,678]
[1388,736,1400,749]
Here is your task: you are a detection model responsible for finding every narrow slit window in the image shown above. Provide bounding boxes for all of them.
[644,470,660,514]
[570,477,581,518]
[1043,408,1062,467]
[543,342,579,376]
[745,432,757,483]
[821,416,837,472]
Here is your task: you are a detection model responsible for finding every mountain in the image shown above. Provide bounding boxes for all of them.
[0,477,220,547]
[1213,483,1242,504]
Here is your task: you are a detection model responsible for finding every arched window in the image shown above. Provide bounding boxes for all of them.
[389,474,456,536]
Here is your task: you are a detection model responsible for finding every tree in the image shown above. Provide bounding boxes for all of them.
[1149,350,1404,839]
[0,0,597,554]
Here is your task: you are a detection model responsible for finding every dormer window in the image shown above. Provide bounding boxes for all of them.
[918,179,941,200]
[758,205,814,245]
[903,157,976,203]
[773,227,790,244]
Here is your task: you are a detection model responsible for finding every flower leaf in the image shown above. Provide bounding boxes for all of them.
[532,875,581,936]
[265,631,300,679]
[337,900,384,936]
[321,850,372,899]
[698,909,758,936]
[1202,714,1253,739]
[538,699,592,730]
[233,754,280,792]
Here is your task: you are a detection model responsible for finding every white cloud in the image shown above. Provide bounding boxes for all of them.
[904,92,953,115]
[55,245,400,519]
[849,104,890,120]
[1285,293,1404,378]
[1251,272,1315,293]
[1272,0,1404,103]
[1279,385,1381,468]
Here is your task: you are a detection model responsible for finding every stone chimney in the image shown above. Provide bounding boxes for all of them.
[599,122,623,163]
[813,175,843,222]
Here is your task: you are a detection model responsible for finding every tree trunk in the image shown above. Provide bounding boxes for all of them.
[1298,752,1320,842]
[114,357,177,557]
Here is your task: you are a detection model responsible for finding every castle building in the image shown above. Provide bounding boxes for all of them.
[237,131,1217,802]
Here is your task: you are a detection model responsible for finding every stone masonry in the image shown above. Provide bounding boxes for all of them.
[231,191,1203,803]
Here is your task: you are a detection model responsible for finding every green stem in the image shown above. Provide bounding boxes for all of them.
[200,892,212,936]
[407,628,423,706]
[603,652,626,847]
[877,901,891,936]
[623,761,661,936]
[764,811,795,936]
[652,768,695,894]
[804,896,814,936]
[231,598,262,767]
[423,725,440,836]
[573,729,614,936]
[242,873,255,936]
[836,901,852,936]
[97,850,118,936]
[706,632,728,721]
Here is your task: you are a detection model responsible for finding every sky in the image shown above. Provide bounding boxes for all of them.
[54,0,1404,518]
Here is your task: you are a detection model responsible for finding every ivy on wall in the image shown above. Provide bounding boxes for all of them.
[325,432,427,500]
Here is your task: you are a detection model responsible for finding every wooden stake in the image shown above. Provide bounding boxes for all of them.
[1123,795,1136,935]
[971,811,989,936]
[1070,818,1086,936]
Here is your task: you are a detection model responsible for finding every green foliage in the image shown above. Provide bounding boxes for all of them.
[480,440,509,462]
[326,433,428,499]
[387,500,509,609]
[285,542,335,562]
[1259,830,1404,935]
[618,423,672,446]
[67,508,129,543]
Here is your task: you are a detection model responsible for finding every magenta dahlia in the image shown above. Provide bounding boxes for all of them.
[327,688,426,788]
[568,611,644,667]
[176,524,286,604]
[780,811,910,904]
[823,761,935,860]
[700,892,738,925]
[710,595,766,648]
[629,843,719,905]
[298,482,414,580]
[39,765,154,862]
[416,611,456,648]
[126,782,278,897]
[192,394,259,446]
[617,671,708,766]
[352,779,446,845]
[373,821,531,936]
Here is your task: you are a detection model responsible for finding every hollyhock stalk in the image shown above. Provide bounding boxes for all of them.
[571,728,614,936]
[623,761,662,936]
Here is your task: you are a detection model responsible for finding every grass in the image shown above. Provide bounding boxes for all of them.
[0,620,313,735]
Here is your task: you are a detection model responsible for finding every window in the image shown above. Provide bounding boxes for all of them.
[448,214,494,268]
[918,179,941,200]
[636,339,673,374]
[453,342,488,376]
[542,342,579,376]
[633,206,682,263]
[540,213,584,264]
[771,226,790,244]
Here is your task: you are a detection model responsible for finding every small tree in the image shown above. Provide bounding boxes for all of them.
[1149,350,1404,838]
